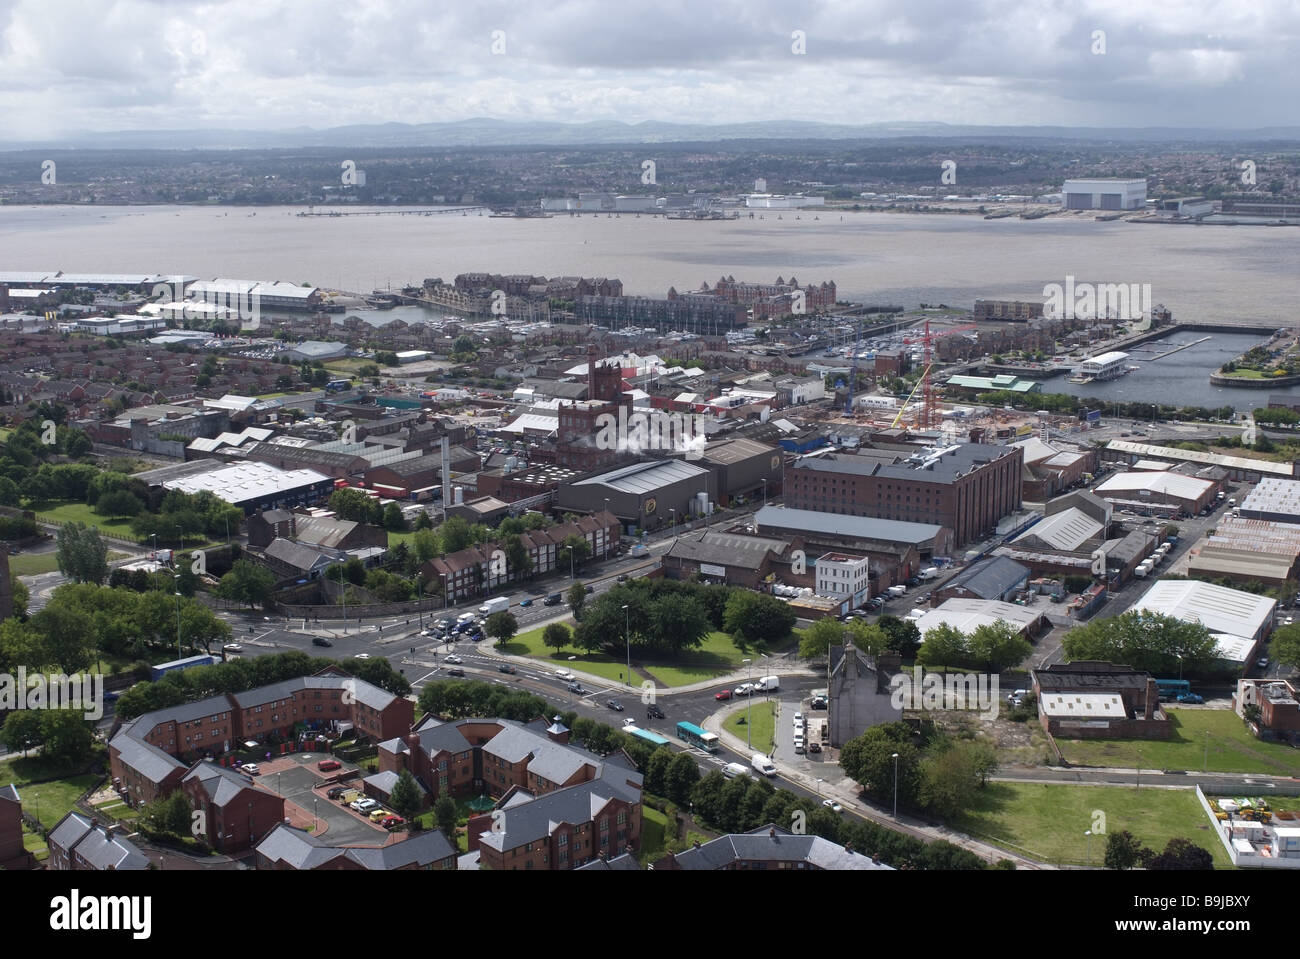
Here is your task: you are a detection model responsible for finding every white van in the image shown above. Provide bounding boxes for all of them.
[722,762,751,780]
[1134,563,1151,578]
[918,567,940,581]
[887,585,907,597]
[751,753,777,777]
[754,676,780,692]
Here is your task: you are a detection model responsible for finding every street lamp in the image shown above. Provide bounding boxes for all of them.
[669,508,676,529]
[173,586,183,659]
[150,533,157,558]
[623,604,630,686]
[742,658,752,749]
[1204,730,1210,772]
[1135,750,1142,791]
[761,478,767,507]
[892,752,900,819]
[1085,829,1093,866]
[604,498,612,559]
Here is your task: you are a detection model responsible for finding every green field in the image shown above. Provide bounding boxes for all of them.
[12,549,128,577]
[951,782,1232,868]
[1057,708,1300,777]
[29,500,218,549]
[0,754,102,830]
[499,625,760,688]
[723,701,776,752]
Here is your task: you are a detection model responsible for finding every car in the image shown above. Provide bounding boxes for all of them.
[326,786,348,800]
[568,682,586,694]
[369,808,389,823]
[436,619,453,630]
[617,573,629,582]
[734,684,754,697]
[351,798,379,813]
[519,598,534,607]
[822,799,843,813]
[497,663,516,674]
[223,643,244,653]
[906,577,921,588]
[606,699,625,712]
[446,667,465,677]
[1176,693,1204,704]
[646,704,665,719]
[715,689,733,701]
[317,759,342,771]
[1258,657,1270,669]
[242,763,261,775]
[810,698,827,710]
[381,815,404,829]
[585,585,595,594]
[544,593,562,606]
[353,653,371,660]
[792,712,805,726]
[445,655,463,664]
[808,741,822,753]
[312,637,333,647]
[554,669,575,681]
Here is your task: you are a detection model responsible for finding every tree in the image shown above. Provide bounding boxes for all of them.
[840,726,923,808]
[452,335,475,354]
[501,533,532,579]
[389,769,423,821]
[382,501,407,532]
[485,611,518,647]
[10,575,28,619]
[37,708,97,767]
[329,488,382,525]
[567,582,587,621]
[920,740,996,819]
[1104,830,1146,870]
[878,615,922,658]
[916,623,969,669]
[845,620,890,657]
[412,527,439,563]
[647,593,711,655]
[433,794,459,840]
[96,489,143,518]
[1063,610,1218,675]
[438,515,473,554]
[542,622,570,654]
[31,605,97,672]
[140,791,193,838]
[967,620,1033,672]
[558,535,591,574]
[724,592,797,648]
[664,752,701,806]
[217,559,276,609]
[1272,623,1300,670]
[799,617,844,659]
[414,510,433,531]
[644,748,674,797]
[1147,837,1215,870]
[55,522,109,585]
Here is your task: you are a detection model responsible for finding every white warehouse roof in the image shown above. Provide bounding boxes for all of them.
[162,461,330,507]
[1094,470,1213,500]
[915,599,1043,638]
[1129,579,1275,644]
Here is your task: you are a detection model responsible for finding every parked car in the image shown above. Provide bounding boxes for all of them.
[242,763,260,775]
[446,667,466,677]
[606,699,625,712]
[792,712,804,726]
[351,798,379,813]
[444,654,463,664]
[1258,657,1270,669]
[617,573,629,582]
[368,808,389,823]
[808,741,822,753]
[326,786,348,800]
[646,704,665,719]
[497,663,516,674]
[222,643,244,653]
[312,637,333,647]
[715,689,733,701]
[381,815,404,829]
[317,759,342,771]
[1176,693,1204,704]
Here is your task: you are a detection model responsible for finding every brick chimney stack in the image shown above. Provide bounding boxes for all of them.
[1145,677,1158,720]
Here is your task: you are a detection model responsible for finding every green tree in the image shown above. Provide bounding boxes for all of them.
[920,740,996,819]
[557,535,591,574]
[389,769,423,821]
[55,521,109,585]
[542,622,570,654]
[438,515,473,554]
[1147,837,1215,870]
[434,794,459,839]
[9,575,28,619]
[414,510,433,531]
[452,335,475,354]
[567,582,587,621]
[647,593,711,655]
[724,591,796,648]
[1063,610,1218,675]
[916,623,968,669]
[878,615,923,658]
[502,533,532,579]
[1104,830,1147,870]
[664,751,701,806]
[840,726,923,808]
[96,489,143,518]
[799,617,844,659]
[967,620,1033,672]
[485,611,518,647]
[644,747,674,797]
[217,559,276,609]
[37,708,97,767]
[329,488,382,525]
[382,501,407,532]
[31,604,97,672]
[1272,623,1300,670]
[140,791,193,838]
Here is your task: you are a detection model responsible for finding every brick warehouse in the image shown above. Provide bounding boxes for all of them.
[785,443,1023,548]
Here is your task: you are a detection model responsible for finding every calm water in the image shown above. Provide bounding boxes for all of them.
[0,204,1295,409]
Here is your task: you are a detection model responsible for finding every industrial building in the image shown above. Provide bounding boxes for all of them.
[1103,439,1296,481]
[1061,178,1147,211]
[1092,470,1217,517]
[914,598,1048,642]
[1186,515,1300,587]
[785,444,1023,548]
[929,557,1031,606]
[1032,662,1171,740]
[555,459,714,531]
[1238,478,1300,523]
[1128,579,1276,667]
[663,529,794,589]
[694,437,783,507]
[161,460,334,514]
[754,504,953,563]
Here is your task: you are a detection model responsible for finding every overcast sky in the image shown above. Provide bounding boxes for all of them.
[1,0,1297,139]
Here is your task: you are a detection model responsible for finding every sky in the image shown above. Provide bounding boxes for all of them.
[1,0,1297,139]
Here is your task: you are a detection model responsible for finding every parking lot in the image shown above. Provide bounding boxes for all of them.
[254,753,385,845]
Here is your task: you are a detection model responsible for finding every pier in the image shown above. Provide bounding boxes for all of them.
[296,207,489,218]
[1148,335,1211,361]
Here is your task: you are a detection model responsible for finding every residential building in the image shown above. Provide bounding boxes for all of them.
[658,824,893,870]
[0,784,35,870]
[827,642,903,748]
[181,761,285,853]
[255,822,457,870]
[47,812,150,871]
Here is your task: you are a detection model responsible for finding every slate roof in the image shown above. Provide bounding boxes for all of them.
[667,529,790,570]
[0,784,19,803]
[265,537,337,572]
[183,760,278,808]
[476,765,643,854]
[576,852,641,870]
[48,812,149,871]
[669,825,894,870]
[255,823,455,870]
[754,505,943,546]
[109,728,188,785]
[940,556,1029,599]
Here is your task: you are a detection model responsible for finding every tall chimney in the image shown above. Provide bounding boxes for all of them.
[587,342,597,399]
[1145,677,1157,720]
[440,437,451,511]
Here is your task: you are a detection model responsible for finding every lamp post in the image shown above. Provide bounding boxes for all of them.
[150,533,157,558]
[623,604,630,686]
[742,658,752,750]
[1204,730,1210,772]
[604,498,612,559]
[224,514,230,548]
[338,563,347,634]
[891,752,900,819]
[669,508,676,530]
[1085,829,1093,866]
[761,478,767,507]
[173,586,183,659]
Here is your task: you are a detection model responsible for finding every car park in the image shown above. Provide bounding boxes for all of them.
[606,699,624,712]
[312,637,333,647]
[497,663,516,674]
[446,667,465,677]
[715,689,733,701]
[318,759,341,771]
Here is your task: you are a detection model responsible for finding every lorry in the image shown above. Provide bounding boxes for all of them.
[753,676,780,692]
[478,596,510,617]
[751,753,777,777]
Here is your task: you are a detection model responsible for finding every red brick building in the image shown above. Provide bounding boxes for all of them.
[182,761,286,853]
[786,444,1023,547]
[0,784,35,870]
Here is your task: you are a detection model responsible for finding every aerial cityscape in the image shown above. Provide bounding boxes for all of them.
[0,0,1295,938]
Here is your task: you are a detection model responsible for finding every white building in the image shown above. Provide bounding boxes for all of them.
[1075,351,1130,380]
[1128,579,1276,649]
[1062,178,1147,211]
[816,553,872,603]
[744,194,826,209]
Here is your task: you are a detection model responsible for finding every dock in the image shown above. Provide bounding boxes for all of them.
[1149,335,1212,361]
[296,207,489,218]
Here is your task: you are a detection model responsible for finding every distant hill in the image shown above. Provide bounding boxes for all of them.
[3,118,1300,150]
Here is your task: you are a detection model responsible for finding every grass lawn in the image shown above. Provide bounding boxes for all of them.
[950,782,1233,868]
[500,625,766,688]
[723,701,776,752]
[1056,708,1300,777]
[23,824,48,861]
[27,500,141,540]
[639,804,670,860]
[10,552,61,576]
[89,797,138,822]
[0,754,103,829]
